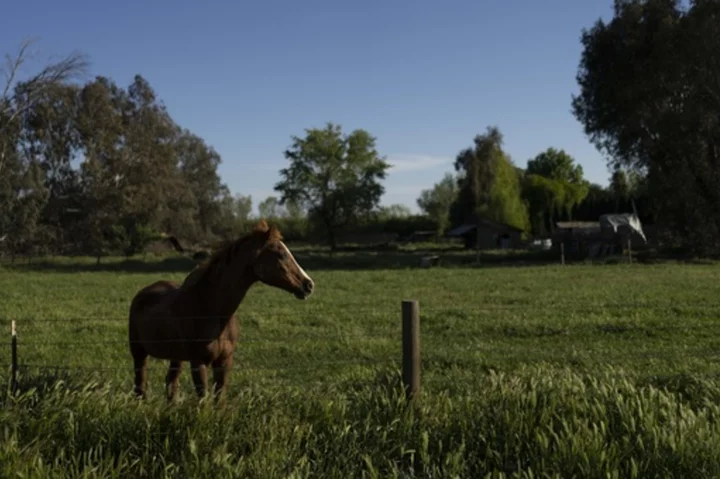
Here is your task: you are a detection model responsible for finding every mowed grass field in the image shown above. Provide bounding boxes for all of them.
[3,251,720,477]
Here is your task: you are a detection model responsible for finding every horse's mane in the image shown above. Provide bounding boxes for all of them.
[180,219,282,290]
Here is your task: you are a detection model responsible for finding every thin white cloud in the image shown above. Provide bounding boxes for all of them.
[386,154,452,173]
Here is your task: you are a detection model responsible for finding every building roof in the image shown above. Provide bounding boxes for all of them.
[446,217,524,237]
[556,221,600,229]
[446,224,476,236]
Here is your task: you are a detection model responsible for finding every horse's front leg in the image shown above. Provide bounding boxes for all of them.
[190,361,208,399]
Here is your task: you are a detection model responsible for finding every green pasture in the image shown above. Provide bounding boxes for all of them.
[2,251,720,477]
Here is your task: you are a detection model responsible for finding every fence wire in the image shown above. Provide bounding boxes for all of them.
[4,301,720,386]
[2,301,720,324]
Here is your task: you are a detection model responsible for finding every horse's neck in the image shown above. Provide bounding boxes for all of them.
[177,253,256,320]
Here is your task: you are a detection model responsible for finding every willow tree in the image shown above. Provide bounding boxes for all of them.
[522,148,589,235]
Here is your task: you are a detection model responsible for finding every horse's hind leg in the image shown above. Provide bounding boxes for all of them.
[131,344,148,399]
[212,354,233,405]
[190,361,208,399]
[165,360,183,402]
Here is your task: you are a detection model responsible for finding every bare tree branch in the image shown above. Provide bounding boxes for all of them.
[0,37,34,103]
[0,38,90,177]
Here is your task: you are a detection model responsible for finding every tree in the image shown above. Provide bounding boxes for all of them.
[174,129,229,241]
[274,122,390,250]
[572,0,720,253]
[454,126,501,262]
[378,203,412,219]
[451,126,529,258]
[5,159,48,258]
[233,194,253,221]
[573,183,614,222]
[522,148,589,234]
[75,77,127,260]
[258,196,284,219]
[454,127,501,219]
[0,39,88,249]
[490,154,531,233]
[526,148,584,183]
[1,39,88,184]
[0,43,238,259]
[417,172,458,236]
[283,198,305,221]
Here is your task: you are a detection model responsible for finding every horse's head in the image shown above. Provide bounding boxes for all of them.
[250,220,314,300]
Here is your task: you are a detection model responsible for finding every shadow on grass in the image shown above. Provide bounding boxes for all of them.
[1,255,198,274]
[1,248,565,274]
[4,366,118,402]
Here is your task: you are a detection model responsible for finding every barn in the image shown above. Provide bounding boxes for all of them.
[554,214,649,259]
[446,216,524,250]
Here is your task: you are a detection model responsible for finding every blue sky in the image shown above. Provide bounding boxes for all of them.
[3,0,614,214]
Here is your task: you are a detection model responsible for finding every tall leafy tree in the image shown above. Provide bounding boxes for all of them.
[174,129,229,241]
[120,75,180,255]
[0,39,88,185]
[526,148,584,183]
[490,154,530,233]
[572,0,720,253]
[17,83,81,252]
[451,126,529,258]
[75,77,128,259]
[258,196,284,219]
[0,43,246,259]
[378,204,412,219]
[233,194,253,221]
[274,122,390,250]
[453,127,502,224]
[522,148,589,234]
[0,39,87,250]
[573,183,614,222]
[417,172,459,236]
[5,159,48,258]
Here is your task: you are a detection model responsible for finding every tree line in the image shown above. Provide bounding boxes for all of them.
[0,41,432,258]
[414,128,644,242]
[410,0,720,255]
[4,0,719,259]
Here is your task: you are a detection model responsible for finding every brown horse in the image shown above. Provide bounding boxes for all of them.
[128,219,314,402]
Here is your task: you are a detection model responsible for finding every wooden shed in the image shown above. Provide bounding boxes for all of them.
[446,216,524,250]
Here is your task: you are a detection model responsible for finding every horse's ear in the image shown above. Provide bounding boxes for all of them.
[253,219,269,233]
[267,224,283,242]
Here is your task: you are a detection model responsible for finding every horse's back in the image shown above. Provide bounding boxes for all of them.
[130,280,179,320]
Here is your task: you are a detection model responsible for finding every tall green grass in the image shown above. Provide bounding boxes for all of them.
[3,256,720,476]
[3,367,720,477]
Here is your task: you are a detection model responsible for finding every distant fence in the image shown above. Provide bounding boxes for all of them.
[4,300,423,401]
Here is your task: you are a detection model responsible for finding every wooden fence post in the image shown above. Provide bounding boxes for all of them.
[560,242,565,265]
[402,300,420,401]
[10,320,17,394]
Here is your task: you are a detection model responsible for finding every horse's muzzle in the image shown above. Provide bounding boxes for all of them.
[295,279,314,299]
